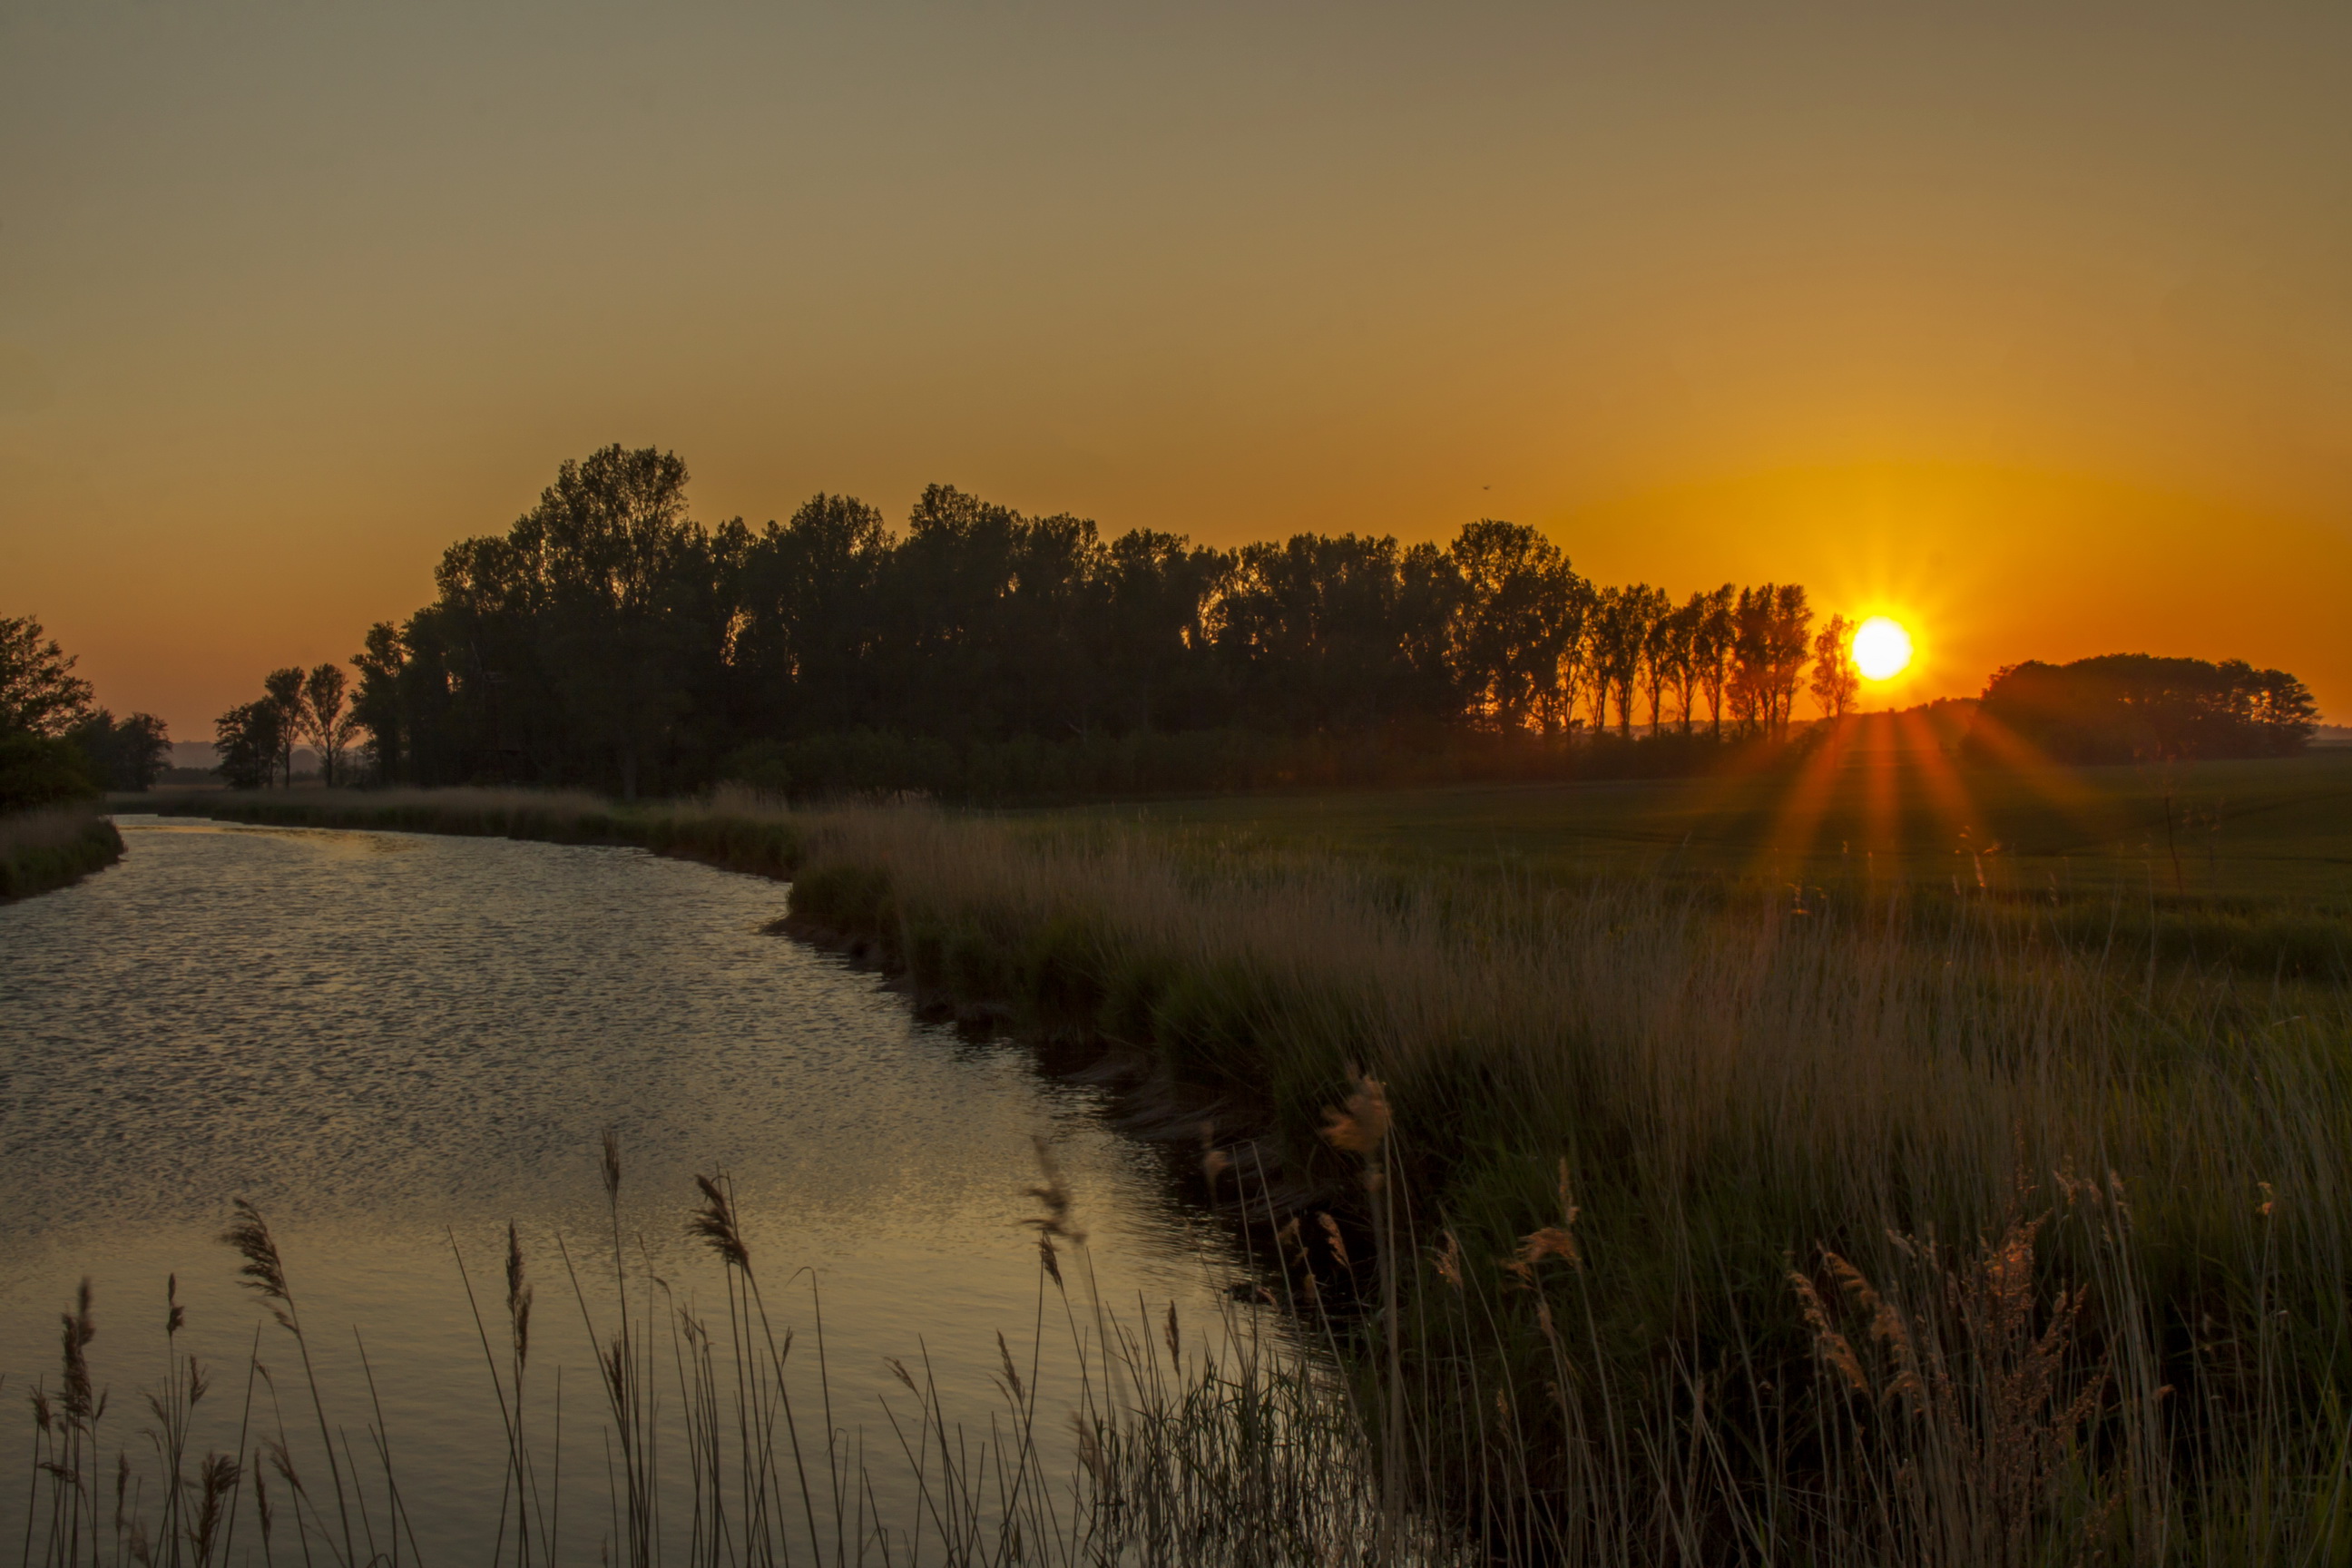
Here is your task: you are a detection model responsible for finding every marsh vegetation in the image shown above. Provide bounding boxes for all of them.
[0,802,122,900]
[140,773,2352,1563]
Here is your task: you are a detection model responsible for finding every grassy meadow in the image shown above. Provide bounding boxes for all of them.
[142,745,2352,1563]
[1066,728,2352,902]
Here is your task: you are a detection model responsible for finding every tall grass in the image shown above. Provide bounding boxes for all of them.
[776,805,2352,1560]
[0,805,122,900]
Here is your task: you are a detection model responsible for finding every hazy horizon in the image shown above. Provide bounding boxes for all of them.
[7,2,2351,734]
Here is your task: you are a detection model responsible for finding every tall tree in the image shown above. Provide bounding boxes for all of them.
[1216,533,1461,731]
[351,623,407,783]
[1692,585,1737,737]
[213,701,282,789]
[1764,584,1815,731]
[0,615,94,738]
[303,664,361,785]
[1630,584,1677,737]
[734,495,891,738]
[509,445,709,798]
[1588,584,1661,738]
[1809,612,1859,720]
[1446,520,1588,733]
[1096,529,1231,732]
[1661,593,1706,733]
[1730,584,1813,735]
[261,667,309,786]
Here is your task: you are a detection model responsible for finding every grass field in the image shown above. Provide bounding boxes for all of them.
[1067,731,2352,905]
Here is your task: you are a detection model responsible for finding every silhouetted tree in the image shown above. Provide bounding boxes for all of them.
[733,494,891,738]
[1659,593,1706,733]
[1809,612,1859,720]
[303,663,361,785]
[0,731,100,811]
[67,710,171,790]
[1730,584,1812,735]
[213,701,282,789]
[0,615,94,739]
[1589,585,1662,738]
[1630,585,1677,736]
[1692,585,1737,737]
[1096,528,1230,732]
[351,445,1886,796]
[1446,520,1589,732]
[351,622,408,783]
[1217,533,1459,731]
[261,667,308,786]
[1975,654,2318,761]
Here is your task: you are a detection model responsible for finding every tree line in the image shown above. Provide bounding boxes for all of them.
[212,664,362,789]
[1973,653,2318,762]
[325,445,1868,798]
[0,615,171,810]
[196,443,2318,799]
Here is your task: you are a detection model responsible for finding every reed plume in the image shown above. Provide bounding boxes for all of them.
[505,1222,534,1371]
[220,1202,294,1333]
[687,1174,750,1270]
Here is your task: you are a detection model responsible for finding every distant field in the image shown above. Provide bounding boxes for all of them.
[1057,730,2352,906]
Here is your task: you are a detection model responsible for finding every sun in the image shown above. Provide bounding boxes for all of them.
[1851,616,1913,681]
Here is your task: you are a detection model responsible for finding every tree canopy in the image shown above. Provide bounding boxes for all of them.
[0,616,169,806]
[1973,653,2318,762]
[0,615,95,738]
[181,442,2309,800]
[341,446,1864,797]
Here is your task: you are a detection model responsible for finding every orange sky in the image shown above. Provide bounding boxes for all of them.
[5,3,2348,734]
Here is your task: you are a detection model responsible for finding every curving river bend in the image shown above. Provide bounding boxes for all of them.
[0,814,1248,1558]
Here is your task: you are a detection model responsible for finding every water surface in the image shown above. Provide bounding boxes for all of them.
[0,815,1242,1558]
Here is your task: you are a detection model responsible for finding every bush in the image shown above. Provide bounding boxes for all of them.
[0,731,101,812]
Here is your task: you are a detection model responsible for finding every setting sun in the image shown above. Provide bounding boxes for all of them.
[1852,616,1914,681]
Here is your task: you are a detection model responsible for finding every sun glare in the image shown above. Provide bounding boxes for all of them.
[1852,616,1913,681]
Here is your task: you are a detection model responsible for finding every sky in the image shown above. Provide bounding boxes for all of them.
[5,0,2350,733]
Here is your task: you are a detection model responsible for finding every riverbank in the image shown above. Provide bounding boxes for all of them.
[0,805,123,900]
[150,784,2352,1560]
[9,807,1388,1568]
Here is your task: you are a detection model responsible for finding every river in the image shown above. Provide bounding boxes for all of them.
[0,814,1253,1562]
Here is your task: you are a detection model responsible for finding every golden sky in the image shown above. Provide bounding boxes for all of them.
[5,2,2348,733]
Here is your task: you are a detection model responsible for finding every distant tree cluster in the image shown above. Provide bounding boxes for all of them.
[348,446,1858,797]
[66,711,171,791]
[0,614,172,808]
[213,663,360,788]
[1973,653,2318,762]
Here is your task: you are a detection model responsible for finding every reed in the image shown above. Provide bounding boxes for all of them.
[771,802,2352,1559]
[0,805,122,901]
[7,1138,1454,1568]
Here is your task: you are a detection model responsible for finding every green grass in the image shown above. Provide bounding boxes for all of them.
[1046,742,2352,985]
[1057,740,2352,903]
